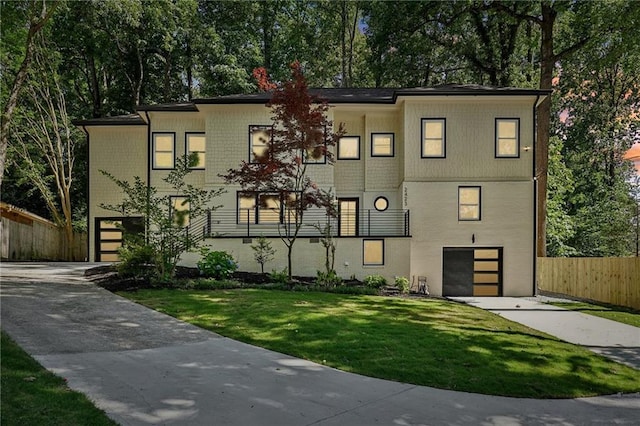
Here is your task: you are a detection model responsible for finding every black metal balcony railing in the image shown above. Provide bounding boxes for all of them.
[184,208,410,242]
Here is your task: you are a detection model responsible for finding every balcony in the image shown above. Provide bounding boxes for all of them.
[186,208,410,240]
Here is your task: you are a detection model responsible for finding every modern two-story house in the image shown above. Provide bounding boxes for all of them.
[77,85,549,297]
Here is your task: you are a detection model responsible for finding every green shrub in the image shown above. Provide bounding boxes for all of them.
[197,248,238,280]
[316,270,342,287]
[269,268,289,284]
[363,274,387,289]
[395,276,410,294]
[116,244,158,281]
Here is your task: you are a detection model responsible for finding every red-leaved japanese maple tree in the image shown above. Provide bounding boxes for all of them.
[221,61,344,280]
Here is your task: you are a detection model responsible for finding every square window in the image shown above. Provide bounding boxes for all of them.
[153,133,175,169]
[171,196,190,227]
[496,118,520,158]
[303,144,326,164]
[249,126,272,163]
[371,133,394,157]
[338,136,360,160]
[458,186,481,221]
[363,239,384,265]
[421,119,446,158]
[186,133,206,169]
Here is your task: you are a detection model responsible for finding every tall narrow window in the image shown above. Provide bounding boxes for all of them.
[339,198,358,236]
[153,133,175,169]
[186,133,206,169]
[171,196,190,227]
[496,118,520,158]
[338,136,360,160]
[371,133,394,157]
[249,126,271,163]
[458,186,481,221]
[363,239,384,265]
[258,194,281,223]
[238,192,257,223]
[421,119,446,158]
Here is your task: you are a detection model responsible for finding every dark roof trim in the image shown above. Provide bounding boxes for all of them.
[194,85,551,105]
[136,103,199,112]
[72,114,146,126]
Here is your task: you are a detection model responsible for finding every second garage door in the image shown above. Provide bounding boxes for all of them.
[443,247,503,296]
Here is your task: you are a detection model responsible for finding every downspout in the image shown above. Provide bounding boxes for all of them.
[82,125,90,262]
[144,111,151,244]
[532,95,540,296]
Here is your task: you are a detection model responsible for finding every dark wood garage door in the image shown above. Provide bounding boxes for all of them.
[95,217,143,262]
[443,247,503,296]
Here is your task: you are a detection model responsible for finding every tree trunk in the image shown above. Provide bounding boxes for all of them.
[287,243,293,281]
[536,1,557,258]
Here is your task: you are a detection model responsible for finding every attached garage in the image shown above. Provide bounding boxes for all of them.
[442,247,503,296]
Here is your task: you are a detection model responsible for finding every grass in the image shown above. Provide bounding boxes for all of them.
[121,289,640,399]
[548,301,640,327]
[0,331,116,426]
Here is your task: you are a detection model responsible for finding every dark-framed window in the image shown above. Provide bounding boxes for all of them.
[237,191,282,224]
[186,132,206,169]
[249,125,272,163]
[94,217,144,262]
[338,198,359,236]
[495,118,520,158]
[458,186,481,221]
[363,239,384,265]
[421,118,446,158]
[371,133,394,157]
[338,136,360,160]
[374,196,389,212]
[170,196,190,227]
[152,132,176,169]
[303,142,327,164]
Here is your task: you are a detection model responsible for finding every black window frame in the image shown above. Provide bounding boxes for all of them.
[152,132,176,170]
[421,118,446,158]
[248,125,273,164]
[363,239,385,266]
[185,132,206,170]
[236,191,284,225]
[495,118,520,158]
[371,132,395,157]
[458,186,482,221]
[337,136,361,160]
[373,196,389,212]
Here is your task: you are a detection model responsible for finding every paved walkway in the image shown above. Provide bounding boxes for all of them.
[450,297,640,369]
[1,262,639,426]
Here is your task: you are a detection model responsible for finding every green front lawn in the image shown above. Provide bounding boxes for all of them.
[0,331,116,426]
[121,289,640,398]
[548,302,640,327]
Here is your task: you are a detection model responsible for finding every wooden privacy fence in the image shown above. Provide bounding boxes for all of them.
[537,257,640,310]
[1,202,87,261]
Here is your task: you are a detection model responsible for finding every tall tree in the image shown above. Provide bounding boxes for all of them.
[222,62,344,280]
[0,0,59,188]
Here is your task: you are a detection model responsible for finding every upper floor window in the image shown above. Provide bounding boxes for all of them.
[153,133,175,169]
[303,142,327,164]
[371,133,394,157]
[458,186,481,221]
[237,192,281,224]
[186,133,205,169]
[495,118,520,158]
[338,136,360,160]
[249,125,272,163]
[170,196,190,227]
[421,118,446,158]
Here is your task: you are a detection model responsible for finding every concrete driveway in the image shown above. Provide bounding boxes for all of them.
[1,262,639,425]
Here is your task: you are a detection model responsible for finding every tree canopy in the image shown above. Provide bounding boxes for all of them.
[2,0,638,257]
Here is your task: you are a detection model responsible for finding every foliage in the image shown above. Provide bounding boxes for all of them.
[363,274,387,289]
[395,276,410,294]
[116,243,158,281]
[268,268,289,285]
[124,289,640,398]
[197,248,238,280]
[100,154,224,279]
[251,236,275,274]
[315,270,342,287]
[1,331,116,426]
[222,61,344,280]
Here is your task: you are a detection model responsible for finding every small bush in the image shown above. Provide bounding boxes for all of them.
[363,274,387,289]
[269,268,289,284]
[197,248,238,280]
[395,276,410,294]
[316,270,342,287]
[116,244,158,281]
